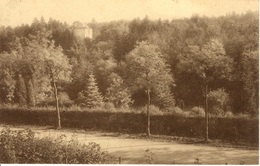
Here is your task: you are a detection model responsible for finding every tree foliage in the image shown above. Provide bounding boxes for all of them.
[125,42,174,95]
[178,39,233,82]
[178,38,233,141]
[79,73,104,108]
[125,41,174,136]
[0,12,258,116]
[105,73,132,108]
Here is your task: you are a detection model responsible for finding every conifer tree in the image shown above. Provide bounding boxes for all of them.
[81,73,104,108]
[14,74,27,105]
[25,77,35,107]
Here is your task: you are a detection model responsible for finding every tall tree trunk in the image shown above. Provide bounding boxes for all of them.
[147,89,151,137]
[53,81,61,129]
[205,84,209,142]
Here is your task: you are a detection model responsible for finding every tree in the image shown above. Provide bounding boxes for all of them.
[14,74,27,105]
[232,48,258,115]
[105,73,132,108]
[0,36,38,107]
[153,84,175,110]
[178,39,233,141]
[79,73,104,108]
[66,38,93,100]
[24,28,72,128]
[0,53,16,103]
[19,33,50,107]
[91,41,118,94]
[44,42,72,129]
[220,11,258,115]
[125,41,174,137]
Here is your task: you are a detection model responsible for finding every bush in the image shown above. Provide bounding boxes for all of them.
[104,102,116,112]
[139,105,164,115]
[168,107,189,117]
[222,111,234,118]
[190,106,205,117]
[58,92,74,107]
[66,104,82,112]
[37,92,74,107]
[0,128,108,164]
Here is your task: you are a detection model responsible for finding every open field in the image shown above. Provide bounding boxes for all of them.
[0,125,258,164]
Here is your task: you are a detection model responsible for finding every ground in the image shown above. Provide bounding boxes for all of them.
[0,125,258,164]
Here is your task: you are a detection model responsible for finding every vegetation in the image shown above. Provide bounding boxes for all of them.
[105,72,132,108]
[125,41,174,137]
[78,73,104,108]
[178,39,233,141]
[0,11,258,140]
[0,128,108,164]
[0,106,258,143]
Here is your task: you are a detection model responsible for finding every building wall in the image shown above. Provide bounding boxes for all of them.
[84,28,93,39]
[73,26,93,40]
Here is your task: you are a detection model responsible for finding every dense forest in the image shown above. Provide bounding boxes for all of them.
[0,11,258,117]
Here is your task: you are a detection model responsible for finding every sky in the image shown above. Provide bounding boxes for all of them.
[0,0,258,27]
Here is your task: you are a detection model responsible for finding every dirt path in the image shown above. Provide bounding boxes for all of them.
[0,126,258,164]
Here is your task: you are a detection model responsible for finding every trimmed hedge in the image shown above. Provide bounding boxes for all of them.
[0,108,258,143]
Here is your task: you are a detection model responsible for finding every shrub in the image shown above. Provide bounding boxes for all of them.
[171,107,183,114]
[0,128,108,164]
[58,92,74,107]
[222,111,234,118]
[168,107,189,116]
[236,113,252,119]
[37,92,74,107]
[66,104,82,112]
[190,106,205,117]
[139,105,164,115]
[104,102,116,112]
[210,106,225,115]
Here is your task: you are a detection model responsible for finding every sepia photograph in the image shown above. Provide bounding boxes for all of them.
[0,0,258,164]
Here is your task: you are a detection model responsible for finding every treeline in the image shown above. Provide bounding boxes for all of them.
[0,11,258,116]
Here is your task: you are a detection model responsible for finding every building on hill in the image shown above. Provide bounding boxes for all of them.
[72,21,93,40]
